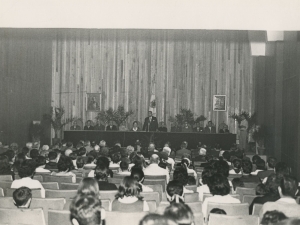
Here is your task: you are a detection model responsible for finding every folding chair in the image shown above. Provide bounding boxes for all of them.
[100,190,118,202]
[0,208,46,225]
[147,200,157,213]
[60,183,79,190]
[185,185,197,192]
[41,182,59,190]
[0,197,65,225]
[145,175,166,180]
[252,203,263,215]
[43,175,73,188]
[243,195,262,205]
[207,202,249,217]
[185,192,200,203]
[203,193,240,202]
[48,210,72,225]
[0,182,11,190]
[236,187,256,201]
[15,174,44,182]
[0,175,13,181]
[208,214,259,225]
[0,188,4,197]
[244,182,259,188]
[106,211,148,225]
[194,212,204,225]
[45,189,77,199]
[107,178,123,185]
[140,191,160,206]
[76,177,83,183]
[144,179,166,192]
[146,184,163,201]
[63,199,111,211]
[5,188,42,198]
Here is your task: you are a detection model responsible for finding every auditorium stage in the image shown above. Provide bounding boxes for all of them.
[64,131,236,150]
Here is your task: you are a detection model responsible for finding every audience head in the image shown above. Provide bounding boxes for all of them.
[0,155,11,173]
[181,141,188,149]
[78,147,87,156]
[222,151,230,162]
[261,210,288,225]
[139,214,177,225]
[148,143,156,151]
[69,153,78,161]
[265,174,281,196]
[210,208,226,215]
[116,176,142,199]
[213,160,229,177]
[241,160,253,174]
[76,157,85,169]
[70,194,103,225]
[48,151,58,161]
[150,154,160,164]
[120,161,129,172]
[65,149,73,157]
[26,142,33,150]
[94,165,109,182]
[131,168,145,183]
[256,158,266,170]
[126,145,135,156]
[231,178,244,191]
[201,166,215,185]
[96,157,110,169]
[232,158,242,172]
[279,175,298,198]
[181,158,191,168]
[57,157,73,172]
[111,153,121,164]
[4,150,15,162]
[267,157,277,169]
[84,140,91,147]
[99,147,109,157]
[252,155,261,164]
[256,183,267,195]
[99,140,106,147]
[35,156,47,168]
[166,180,184,203]
[164,203,194,225]
[208,174,230,196]
[14,153,26,168]
[173,167,189,186]
[22,147,30,156]
[78,177,99,196]
[66,142,74,148]
[275,162,290,177]
[18,159,36,178]
[162,147,171,156]
[13,187,32,208]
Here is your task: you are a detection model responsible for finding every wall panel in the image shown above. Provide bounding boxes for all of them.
[52,29,255,133]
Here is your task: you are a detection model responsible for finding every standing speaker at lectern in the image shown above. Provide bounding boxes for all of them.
[142,111,158,132]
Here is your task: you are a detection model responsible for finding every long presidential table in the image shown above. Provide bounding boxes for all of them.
[64,131,236,150]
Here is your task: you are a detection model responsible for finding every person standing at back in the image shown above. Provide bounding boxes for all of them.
[143,111,158,132]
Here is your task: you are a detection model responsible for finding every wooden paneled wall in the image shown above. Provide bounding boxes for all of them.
[0,29,53,145]
[52,29,255,132]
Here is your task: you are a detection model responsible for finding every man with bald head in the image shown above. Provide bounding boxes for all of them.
[144,154,169,182]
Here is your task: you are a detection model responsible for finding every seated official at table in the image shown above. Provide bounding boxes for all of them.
[142,111,158,132]
[106,121,118,131]
[219,124,229,133]
[181,121,193,133]
[84,120,94,130]
[204,121,216,133]
[94,120,105,130]
[158,121,168,132]
[70,121,81,130]
[119,121,128,131]
[131,121,140,132]
[193,122,204,133]
[170,121,181,132]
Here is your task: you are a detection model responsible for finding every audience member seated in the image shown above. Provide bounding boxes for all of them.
[69,152,78,169]
[231,178,244,193]
[181,157,197,178]
[12,153,26,177]
[193,122,204,133]
[13,187,32,208]
[249,174,281,214]
[258,157,277,181]
[88,157,113,178]
[197,166,215,201]
[130,153,147,171]
[173,167,193,193]
[112,176,149,212]
[75,157,85,173]
[139,214,177,225]
[202,174,241,219]
[131,168,153,192]
[158,121,168,132]
[251,158,266,175]
[29,149,39,160]
[262,162,290,184]
[11,159,45,198]
[144,154,169,182]
[175,141,191,159]
[84,155,96,169]
[261,210,288,225]
[35,156,51,173]
[164,202,195,225]
[199,144,207,156]
[0,155,14,178]
[162,147,175,171]
[95,165,117,191]
[70,194,105,225]
[259,175,300,219]
[222,151,231,166]
[22,147,31,159]
[84,141,93,153]
[77,147,87,158]
[166,180,185,204]
[229,158,242,175]
[204,121,216,133]
[240,160,261,183]
[77,177,101,199]
[208,208,227,222]
[51,157,76,183]
[118,161,131,175]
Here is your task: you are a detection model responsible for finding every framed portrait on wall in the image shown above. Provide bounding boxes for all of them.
[213,95,226,111]
[86,93,101,111]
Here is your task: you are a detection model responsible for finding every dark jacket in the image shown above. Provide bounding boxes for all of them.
[98,181,118,191]
[249,194,280,214]
[143,116,158,132]
[70,125,81,130]
[106,125,118,131]
[84,125,94,130]
[204,126,216,133]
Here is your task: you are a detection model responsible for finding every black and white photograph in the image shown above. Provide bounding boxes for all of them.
[213,95,226,111]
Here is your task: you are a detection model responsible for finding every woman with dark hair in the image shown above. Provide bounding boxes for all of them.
[112,176,149,212]
[88,156,113,178]
[77,177,100,200]
[35,156,51,173]
[164,202,194,225]
[94,165,117,191]
[173,167,193,193]
[261,210,288,225]
[130,154,147,171]
[181,157,197,178]
[51,157,76,183]
[229,158,242,174]
[197,166,215,201]
[130,168,153,192]
[0,155,14,179]
[202,174,240,219]
[166,180,184,204]
[131,121,140,132]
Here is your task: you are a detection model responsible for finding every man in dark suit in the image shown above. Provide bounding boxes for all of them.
[193,122,204,133]
[94,120,105,130]
[84,120,94,130]
[106,121,118,131]
[204,121,216,133]
[142,111,158,132]
[70,121,81,130]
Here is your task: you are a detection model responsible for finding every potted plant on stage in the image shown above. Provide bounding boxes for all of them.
[29,122,43,143]
[43,107,78,144]
[253,125,267,155]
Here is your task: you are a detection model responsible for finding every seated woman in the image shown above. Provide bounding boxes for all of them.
[0,155,14,179]
[51,156,76,183]
[11,159,45,198]
[202,173,240,219]
[13,187,32,208]
[181,157,197,179]
[131,121,140,132]
[173,167,194,193]
[130,168,153,192]
[88,156,113,178]
[229,158,242,175]
[130,153,147,171]
[109,152,121,170]
[251,158,266,175]
[164,202,194,225]
[94,165,118,191]
[77,177,101,199]
[35,156,51,173]
[112,176,149,212]
[166,180,185,204]
[197,166,215,201]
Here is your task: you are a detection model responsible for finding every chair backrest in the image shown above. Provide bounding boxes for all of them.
[112,174,127,179]
[243,182,259,188]
[48,210,72,225]
[0,175,13,181]
[63,199,111,211]
[82,169,92,177]
[0,208,46,225]
[60,183,79,190]
[45,189,77,199]
[156,201,169,214]
[252,203,263,215]
[236,187,256,201]
[106,211,148,225]
[100,190,118,202]
[140,191,160,206]
[185,185,197,192]
[147,200,157,213]
[194,212,204,225]
[71,172,83,177]
[15,175,43,182]
[107,178,123,185]
[43,175,73,188]
[0,197,65,225]
[144,179,166,192]
[145,175,166,180]
[0,182,12,190]
[207,203,249,216]
[41,182,59,190]
[5,188,42,198]
[185,192,200,203]
[243,195,262,205]
[203,193,240,202]
[187,201,202,214]
[76,177,83,183]
[146,184,163,201]
[0,188,3,197]
[208,214,259,225]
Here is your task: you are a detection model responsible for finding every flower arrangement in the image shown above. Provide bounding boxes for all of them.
[168,108,206,126]
[229,111,256,131]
